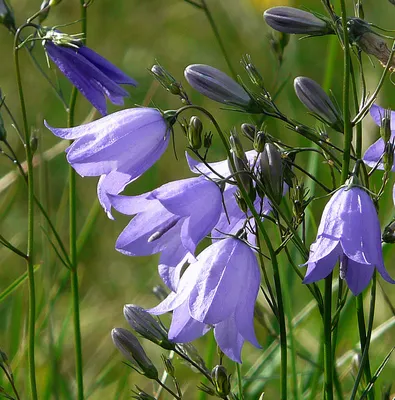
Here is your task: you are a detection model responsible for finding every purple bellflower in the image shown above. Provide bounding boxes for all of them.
[43,30,137,115]
[303,185,395,295]
[363,104,395,171]
[45,107,170,218]
[110,176,223,290]
[148,237,261,363]
[186,151,272,244]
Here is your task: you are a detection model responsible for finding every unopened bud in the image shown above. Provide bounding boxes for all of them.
[383,219,395,243]
[380,109,392,143]
[184,64,254,110]
[124,304,175,350]
[204,132,213,150]
[242,55,265,88]
[241,123,256,140]
[260,143,284,204]
[268,31,290,64]
[383,142,395,174]
[211,365,231,397]
[111,328,158,379]
[229,129,245,160]
[264,7,333,36]
[348,18,395,70]
[161,355,176,377]
[234,190,248,213]
[0,0,16,33]
[254,131,266,153]
[151,64,182,96]
[294,76,343,132]
[187,116,203,150]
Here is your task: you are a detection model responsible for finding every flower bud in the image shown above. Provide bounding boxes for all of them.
[348,18,395,70]
[161,355,175,377]
[30,136,38,154]
[151,64,182,96]
[211,365,231,397]
[123,304,175,350]
[229,129,245,160]
[264,7,333,36]
[294,76,343,132]
[111,328,158,379]
[260,143,283,204]
[242,55,265,88]
[383,142,395,174]
[382,219,395,244]
[254,131,267,153]
[241,123,256,141]
[187,116,203,150]
[184,64,252,109]
[0,0,16,33]
[380,108,391,143]
[203,132,213,150]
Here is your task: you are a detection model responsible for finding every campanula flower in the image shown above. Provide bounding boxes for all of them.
[148,238,261,363]
[303,186,395,295]
[43,30,137,115]
[363,104,395,171]
[45,107,170,217]
[110,176,223,290]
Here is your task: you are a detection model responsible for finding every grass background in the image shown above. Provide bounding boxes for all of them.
[1,0,395,398]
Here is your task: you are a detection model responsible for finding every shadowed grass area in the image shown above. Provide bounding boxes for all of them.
[0,0,395,398]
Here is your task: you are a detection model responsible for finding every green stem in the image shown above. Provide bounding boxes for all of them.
[66,2,87,399]
[323,274,333,400]
[339,0,353,184]
[13,25,38,400]
[200,0,236,79]
[236,363,243,400]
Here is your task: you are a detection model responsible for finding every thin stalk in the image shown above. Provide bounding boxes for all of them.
[66,2,87,399]
[339,0,353,184]
[13,25,38,400]
[350,274,377,400]
[323,274,333,400]
[155,378,181,400]
[236,363,243,400]
[200,0,236,79]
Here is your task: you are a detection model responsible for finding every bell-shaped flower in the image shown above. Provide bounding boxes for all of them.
[110,176,223,290]
[186,150,272,244]
[148,237,261,363]
[43,30,137,115]
[363,104,395,171]
[45,107,171,218]
[303,186,395,295]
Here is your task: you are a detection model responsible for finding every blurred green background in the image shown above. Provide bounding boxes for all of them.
[1,0,395,398]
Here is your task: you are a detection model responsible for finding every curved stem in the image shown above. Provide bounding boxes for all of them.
[67,2,87,399]
[13,25,38,400]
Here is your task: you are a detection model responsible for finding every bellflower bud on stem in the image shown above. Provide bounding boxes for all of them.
[211,365,231,397]
[151,64,183,96]
[184,64,259,112]
[264,7,333,36]
[111,328,158,379]
[254,131,267,153]
[294,76,344,132]
[380,108,391,143]
[123,304,175,350]
[187,116,203,150]
[241,123,256,141]
[259,143,284,205]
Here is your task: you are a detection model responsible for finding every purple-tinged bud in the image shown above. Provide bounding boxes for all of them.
[254,131,267,153]
[151,64,182,96]
[260,143,283,204]
[294,76,343,132]
[111,328,158,379]
[241,123,256,141]
[187,116,203,150]
[211,365,231,397]
[380,109,391,143]
[0,0,15,33]
[123,304,175,350]
[184,64,252,109]
[382,219,395,244]
[264,7,333,36]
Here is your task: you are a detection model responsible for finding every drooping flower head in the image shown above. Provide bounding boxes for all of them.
[363,104,395,171]
[110,176,223,290]
[148,237,261,363]
[45,107,172,217]
[42,29,137,115]
[303,185,395,295]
